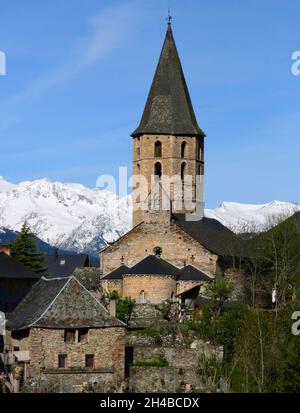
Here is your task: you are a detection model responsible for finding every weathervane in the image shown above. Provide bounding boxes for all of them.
[166,8,172,25]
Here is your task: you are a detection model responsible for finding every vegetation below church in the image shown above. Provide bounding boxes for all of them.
[133,354,169,367]
[188,213,300,393]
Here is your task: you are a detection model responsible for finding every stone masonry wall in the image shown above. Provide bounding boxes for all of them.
[122,275,176,304]
[129,366,200,393]
[132,134,204,227]
[27,327,125,386]
[101,280,122,296]
[133,345,223,368]
[101,220,217,276]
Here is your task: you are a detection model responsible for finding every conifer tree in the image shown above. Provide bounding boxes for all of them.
[10,222,47,273]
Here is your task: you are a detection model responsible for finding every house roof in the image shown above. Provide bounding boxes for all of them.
[132,24,205,137]
[102,265,130,280]
[126,255,180,276]
[177,265,212,281]
[72,267,102,291]
[45,254,90,278]
[0,252,41,279]
[7,276,125,331]
[172,214,247,257]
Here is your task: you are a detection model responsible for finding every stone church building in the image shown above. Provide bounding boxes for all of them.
[100,24,245,304]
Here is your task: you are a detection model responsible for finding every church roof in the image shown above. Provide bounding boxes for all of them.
[102,265,130,280]
[126,255,180,276]
[7,276,125,331]
[172,214,247,258]
[132,24,205,137]
[177,265,212,281]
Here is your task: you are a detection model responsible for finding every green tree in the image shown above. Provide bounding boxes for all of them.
[206,277,234,316]
[116,297,136,324]
[10,222,46,273]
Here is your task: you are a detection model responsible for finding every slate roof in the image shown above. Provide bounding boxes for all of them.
[45,254,90,278]
[7,276,125,331]
[73,268,102,291]
[172,214,247,258]
[102,265,130,280]
[177,265,212,282]
[132,24,205,137]
[126,255,180,276]
[0,252,41,279]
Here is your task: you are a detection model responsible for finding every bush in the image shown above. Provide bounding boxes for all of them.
[116,297,136,324]
[134,354,169,367]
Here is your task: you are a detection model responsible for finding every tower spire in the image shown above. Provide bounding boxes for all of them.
[132,24,205,137]
[166,8,172,25]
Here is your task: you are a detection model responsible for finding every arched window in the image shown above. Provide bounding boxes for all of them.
[154,162,162,178]
[198,164,204,176]
[154,141,162,157]
[136,137,141,159]
[181,162,186,181]
[137,163,141,174]
[140,290,145,304]
[197,141,203,161]
[181,141,187,158]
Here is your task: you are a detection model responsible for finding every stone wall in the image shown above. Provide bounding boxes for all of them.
[133,344,223,368]
[101,219,217,276]
[101,279,122,296]
[224,268,245,299]
[122,275,176,304]
[132,134,204,227]
[9,326,125,388]
[128,304,168,327]
[129,366,200,393]
[129,339,224,393]
[177,280,204,295]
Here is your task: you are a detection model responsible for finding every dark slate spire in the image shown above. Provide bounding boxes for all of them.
[132,24,205,137]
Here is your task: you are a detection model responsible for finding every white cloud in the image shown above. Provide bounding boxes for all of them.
[3,1,141,107]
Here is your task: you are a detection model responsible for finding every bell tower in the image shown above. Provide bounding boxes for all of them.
[131,23,206,227]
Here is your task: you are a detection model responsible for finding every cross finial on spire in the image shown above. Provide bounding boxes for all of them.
[166,8,172,25]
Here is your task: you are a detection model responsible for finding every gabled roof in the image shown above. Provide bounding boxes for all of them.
[73,268,102,291]
[0,252,41,279]
[177,265,212,282]
[126,255,180,276]
[102,265,130,280]
[7,276,125,331]
[172,214,247,257]
[132,24,205,137]
[45,254,90,278]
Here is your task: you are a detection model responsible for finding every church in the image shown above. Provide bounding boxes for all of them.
[100,23,245,305]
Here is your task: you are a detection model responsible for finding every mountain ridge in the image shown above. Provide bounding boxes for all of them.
[0,177,298,255]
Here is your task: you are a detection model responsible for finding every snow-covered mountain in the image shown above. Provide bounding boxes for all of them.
[0,177,132,255]
[205,201,300,234]
[0,177,298,254]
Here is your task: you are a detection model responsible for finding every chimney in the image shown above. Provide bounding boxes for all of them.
[0,245,11,256]
[109,300,116,318]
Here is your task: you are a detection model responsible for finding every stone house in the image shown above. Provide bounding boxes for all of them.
[5,276,125,391]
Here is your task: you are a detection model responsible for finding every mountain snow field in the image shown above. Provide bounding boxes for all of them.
[0,177,298,254]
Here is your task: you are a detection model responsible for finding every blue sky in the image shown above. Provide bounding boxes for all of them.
[0,0,299,208]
